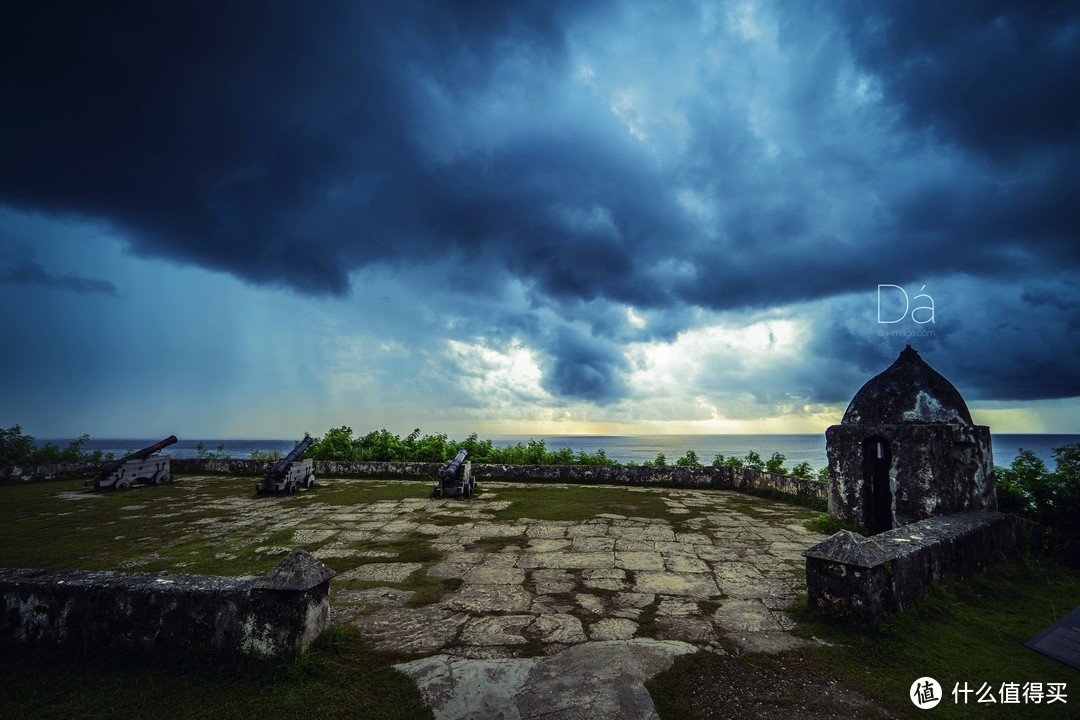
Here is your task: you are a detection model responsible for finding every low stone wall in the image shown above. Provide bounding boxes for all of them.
[0,461,98,483]
[803,511,1020,621]
[2,458,827,501]
[0,549,334,657]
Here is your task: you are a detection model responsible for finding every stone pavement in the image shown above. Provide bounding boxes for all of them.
[293,481,823,719]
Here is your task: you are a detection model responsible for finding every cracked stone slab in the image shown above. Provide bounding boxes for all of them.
[338,562,422,583]
[615,551,665,572]
[518,551,614,570]
[526,523,570,539]
[531,569,575,595]
[575,593,607,616]
[655,598,700,617]
[663,555,710,574]
[292,529,338,544]
[396,655,539,720]
[397,640,698,720]
[462,565,526,585]
[632,571,720,598]
[514,640,698,719]
[352,607,470,654]
[461,615,534,646]
[588,618,638,640]
[427,561,474,579]
[527,538,571,552]
[528,614,586,644]
[442,583,534,613]
[572,535,617,552]
[335,586,416,607]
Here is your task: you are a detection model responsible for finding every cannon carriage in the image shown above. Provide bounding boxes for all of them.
[257,435,315,494]
[433,449,476,498]
[88,435,177,490]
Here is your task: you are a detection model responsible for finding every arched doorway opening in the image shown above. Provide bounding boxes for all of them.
[862,437,892,533]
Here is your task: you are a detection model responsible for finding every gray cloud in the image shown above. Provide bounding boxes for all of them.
[0,0,1077,407]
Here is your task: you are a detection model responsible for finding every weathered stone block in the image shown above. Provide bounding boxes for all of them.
[0,549,334,657]
[804,512,1020,621]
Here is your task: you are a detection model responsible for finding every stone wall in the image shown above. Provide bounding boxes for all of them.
[803,511,1020,621]
[0,549,334,657]
[0,461,99,483]
[2,458,827,501]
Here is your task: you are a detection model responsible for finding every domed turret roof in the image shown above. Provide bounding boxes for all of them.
[841,345,973,426]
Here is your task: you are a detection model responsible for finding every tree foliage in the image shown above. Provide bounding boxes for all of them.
[674,449,701,467]
[764,451,788,474]
[0,425,106,467]
[996,444,1080,533]
[304,427,616,466]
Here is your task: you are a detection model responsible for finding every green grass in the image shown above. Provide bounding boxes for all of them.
[465,535,530,552]
[648,557,1080,719]
[730,485,828,513]
[791,557,1080,718]
[485,485,677,523]
[0,625,432,720]
[803,513,870,536]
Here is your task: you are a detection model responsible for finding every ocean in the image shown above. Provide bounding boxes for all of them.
[51,434,1080,472]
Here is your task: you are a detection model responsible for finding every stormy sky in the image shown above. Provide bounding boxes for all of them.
[1,0,1078,439]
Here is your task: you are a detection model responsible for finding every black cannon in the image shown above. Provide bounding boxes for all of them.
[257,435,315,494]
[89,435,178,490]
[434,449,476,498]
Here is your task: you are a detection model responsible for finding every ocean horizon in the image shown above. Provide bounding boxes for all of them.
[45,433,1080,472]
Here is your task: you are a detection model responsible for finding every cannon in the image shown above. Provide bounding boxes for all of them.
[433,449,476,498]
[257,435,315,494]
[88,435,177,490]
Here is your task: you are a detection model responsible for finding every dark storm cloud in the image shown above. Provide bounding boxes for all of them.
[545,324,628,403]
[0,258,118,296]
[837,0,1080,162]
[1,0,1078,405]
[806,278,1080,405]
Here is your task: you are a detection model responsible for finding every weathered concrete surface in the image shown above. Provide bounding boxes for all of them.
[397,639,698,720]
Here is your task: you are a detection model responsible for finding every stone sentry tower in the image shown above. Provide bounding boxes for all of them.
[825,345,996,534]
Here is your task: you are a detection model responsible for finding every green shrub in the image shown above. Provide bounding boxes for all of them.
[1,425,104,467]
[764,451,787,474]
[996,444,1080,562]
[675,450,701,467]
[304,427,616,466]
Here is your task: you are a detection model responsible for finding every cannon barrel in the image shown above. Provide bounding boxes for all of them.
[264,435,313,482]
[439,449,468,483]
[95,435,177,482]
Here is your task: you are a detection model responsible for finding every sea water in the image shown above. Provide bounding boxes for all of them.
[55,434,1080,471]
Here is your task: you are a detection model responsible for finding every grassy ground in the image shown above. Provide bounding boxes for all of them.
[10,477,1074,719]
[648,556,1080,719]
[0,625,432,720]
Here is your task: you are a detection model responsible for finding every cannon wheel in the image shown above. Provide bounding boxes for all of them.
[463,482,471,499]
[115,478,131,491]
[305,474,315,488]
[155,471,171,485]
